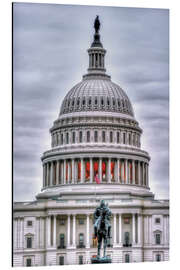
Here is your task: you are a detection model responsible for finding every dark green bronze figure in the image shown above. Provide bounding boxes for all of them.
[92,200,112,262]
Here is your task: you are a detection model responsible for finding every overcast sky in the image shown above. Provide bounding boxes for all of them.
[13,3,169,202]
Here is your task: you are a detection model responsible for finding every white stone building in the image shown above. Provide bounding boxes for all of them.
[13,18,169,267]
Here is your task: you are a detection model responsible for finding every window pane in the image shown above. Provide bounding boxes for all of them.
[155,233,161,244]
[26,258,32,267]
[79,255,83,264]
[27,237,32,248]
[59,256,64,265]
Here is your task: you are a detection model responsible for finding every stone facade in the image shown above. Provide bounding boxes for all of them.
[13,18,169,267]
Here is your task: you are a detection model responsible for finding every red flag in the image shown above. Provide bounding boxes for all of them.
[95,174,100,184]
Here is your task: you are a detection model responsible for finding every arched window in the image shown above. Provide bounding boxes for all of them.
[88,97,91,106]
[94,130,98,142]
[123,133,126,144]
[102,131,106,142]
[82,98,86,106]
[95,97,98,106]
[101,97,104,106]
[79,131,82,143]
[129,133,131,145]
[61,133,63,145]
[87,130,90,142]
[110,131,113,143]
[66,133,69,144]
[117,132,120,143]
[107,98,110,106]
[72,132,75,144]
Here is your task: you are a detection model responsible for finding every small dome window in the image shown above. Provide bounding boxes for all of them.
[88,98,91,106]
[95,97,98,105]
[112,98,115,106]
[107,98,110,106]
[77,98,80,106]
[72,99,74,106]
[101,97,104,106]
[82,98,86,106]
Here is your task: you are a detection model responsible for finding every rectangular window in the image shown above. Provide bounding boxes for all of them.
[59,256,64,265]
[79,255,83,265]
[59,219,65,225]
[27,220,32,226]
[79,219,84,225]
[125,254,130,263]
[156,254,161,262]
[60,234,65,248]
[155,218,161,224]
[27,237,32,248]
[155,233,161,245]
[26,258,32,267]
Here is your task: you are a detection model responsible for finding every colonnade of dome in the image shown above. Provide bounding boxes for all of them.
[42,157,149,189]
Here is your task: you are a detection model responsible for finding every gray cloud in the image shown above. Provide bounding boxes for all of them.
[13,3,169,201]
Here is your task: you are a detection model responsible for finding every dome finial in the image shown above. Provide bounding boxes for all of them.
[94,15,100,34]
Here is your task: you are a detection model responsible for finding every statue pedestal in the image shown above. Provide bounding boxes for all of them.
[91,256,111,264]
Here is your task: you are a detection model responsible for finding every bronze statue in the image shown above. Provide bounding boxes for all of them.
[93,200,112,260]
[94,15,100,33]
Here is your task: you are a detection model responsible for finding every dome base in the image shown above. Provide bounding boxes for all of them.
[36,183,154,200]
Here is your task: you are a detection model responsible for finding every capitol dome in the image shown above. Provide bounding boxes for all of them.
[60,78,134,117]
[38,16,152,200]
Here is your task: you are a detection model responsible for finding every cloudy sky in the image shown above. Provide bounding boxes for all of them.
[13,3,169,202]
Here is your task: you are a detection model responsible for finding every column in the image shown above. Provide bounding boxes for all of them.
[132,160,135,185]
[72,214,76,247]
[67,214,70,248]
[19,218,24,249]
[81,158,83,183]
[125,159,128,184]
[147,163,149,187]
[90,158,93,183]
[99,158,102,183]
[43,164,46,187]
[117,159,120,183]
[138,214,142,245]
[113,214,117,246]
[72,159,75,184]
[64,159,66,184]
[108,158,111,183]
[53,215,57,247]
[17,218,20,249]
[119,214,122,244]
[138,161,141,185]
[142,162,144,185]
[36,217,40,249]
[46,216,51,248]
[149,215,152,245]
[68,161,71,184]
[47,163,50,186]
[56,160,59,185]
[86,214,90,248]
[14,218,17,249]
[50,162,54,186]
[132,214,136,244]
